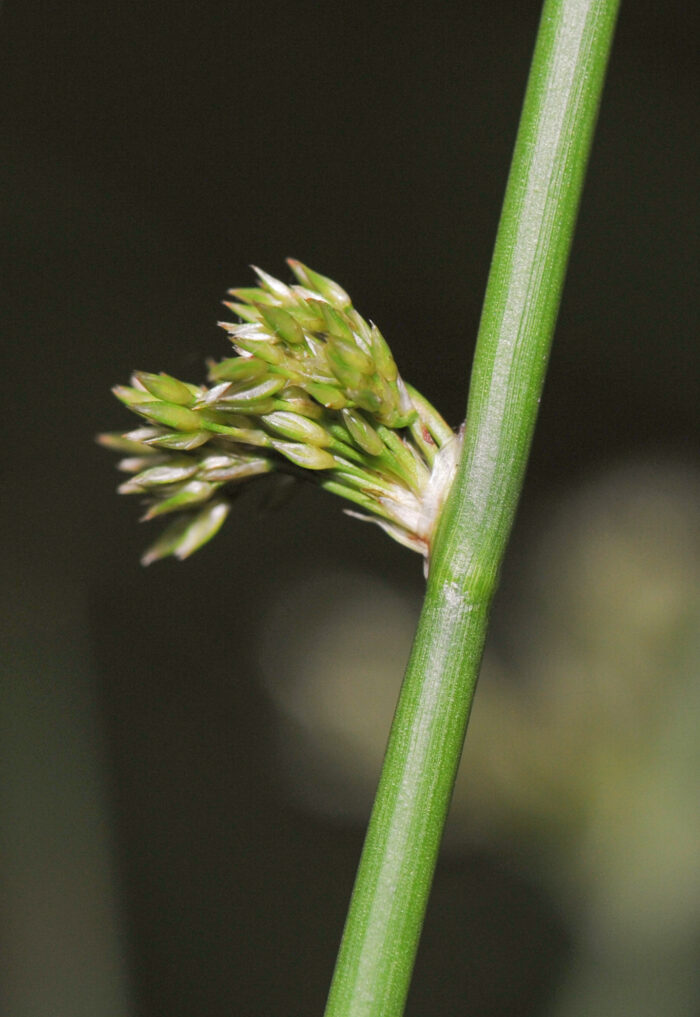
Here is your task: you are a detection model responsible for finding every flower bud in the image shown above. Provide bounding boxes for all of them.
[132,401,204,432]
[141,499,230,565]
[327,337,375,375]
[118,461,198,493]
[143,480,218,518]
[97,431,159,455]
[263,411,331,447]
[144,430,211,451]
[286,259,351,307]
[271,441,336,471]
[306,381,348,410]
[258,304,306,345]
[252,266,293,300]
[207,357,268,383]
[133,372,196,406]
[341,408,385,457]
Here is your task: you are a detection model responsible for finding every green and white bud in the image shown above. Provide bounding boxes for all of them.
[369,325,398,383]
[286,259,351,308]
[141,498,231,565]
[117,455,168,474]
[252,266,295,301]
[197,454,273,483]
[112,384,155,407]
[271,441,336,471]
[201,376,287,406]
[206,356,268,383]
[131,401,204,432]
[144,430,211,451]
[97,431,159,455]
[257,304,306,345]
[273,388,324,419]
[133,371,197,406]
[304,381,347,410]
[340,408,385,457]
[327,336,375,376]
[263,411,331,447]
[118,460,198,493]
[143,480,219,519]
[168,500,231,560]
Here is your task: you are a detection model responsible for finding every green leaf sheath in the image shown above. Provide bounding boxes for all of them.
[324,2,620,1015]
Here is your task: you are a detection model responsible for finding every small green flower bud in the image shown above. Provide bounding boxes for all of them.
[97,431,159,455]
[327,356,364,393]
[170,500,231,560]
[221,301,259,323]
[381,406,416,429]
[227,399,279,416]
[225,332,287,366]
[317,302,356,344]
[112,385,156,407]
[262,411,331,447]
[228,286,279,306]
[207,356,268,383]
[198,454,273,482]
[141,499,230,565]
[132,401,204,432]
[285,300,326,332]
[143,480,218,518]
[133,372,196,406]
[287,259,351,308]
[257,304,306,345]
[368,375,401,423]
[327,337,375,375]
[117,455,167,474]
[341,408,385,457]
[200,376,286,406]
[140,514,193,566]
[271,441,336,471]
[383,408,418,429]
[252,266,293,300]
[369,325,398,383]
[306,381,348,410]
[199,418,272,446]
[123,427,164,443]
[350,388,382,415]
[273,387,324,419]
[196,453,242,471]
[118,461,198,493]
[345,308,372,345]
[195,381,233,405]
[144,430,211,451]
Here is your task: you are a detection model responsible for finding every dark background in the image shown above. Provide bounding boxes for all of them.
[1,1,697,1015]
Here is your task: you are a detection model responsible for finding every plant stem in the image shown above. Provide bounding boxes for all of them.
[324,1,620,1014]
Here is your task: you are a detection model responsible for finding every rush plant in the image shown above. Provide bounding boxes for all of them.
[101,0,620,1013]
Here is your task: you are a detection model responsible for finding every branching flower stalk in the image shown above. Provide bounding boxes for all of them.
[100,259,461,567]
[101,0,619,1012]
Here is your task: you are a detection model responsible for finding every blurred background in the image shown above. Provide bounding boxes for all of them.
[1,1,698,1014]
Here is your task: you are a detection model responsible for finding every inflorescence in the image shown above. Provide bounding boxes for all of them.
[99,261,461,566]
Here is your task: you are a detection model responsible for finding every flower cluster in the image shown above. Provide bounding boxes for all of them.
[99,261,461,565]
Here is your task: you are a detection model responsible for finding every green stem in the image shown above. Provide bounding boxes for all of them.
[324,1,620,1014]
